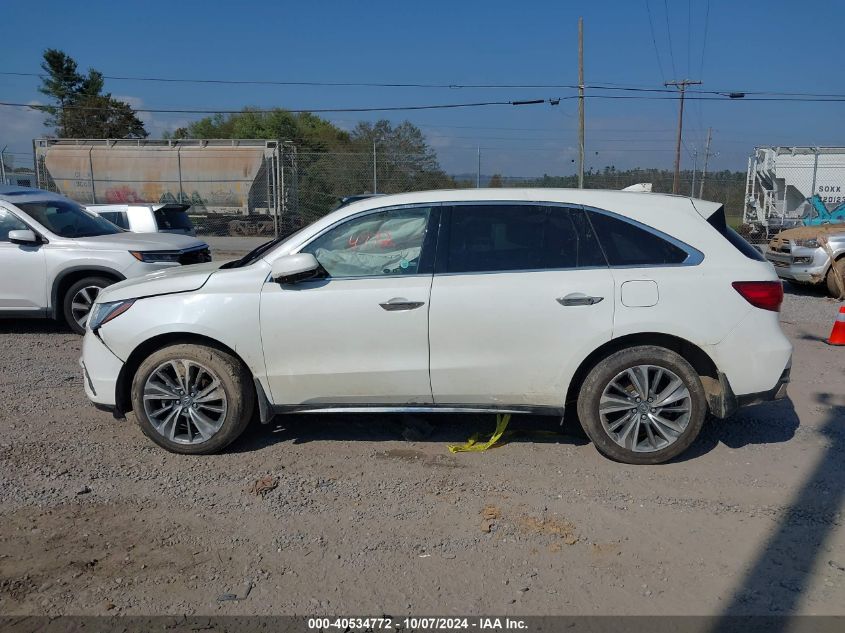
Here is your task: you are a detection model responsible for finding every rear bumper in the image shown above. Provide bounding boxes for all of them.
[709,363,791,419]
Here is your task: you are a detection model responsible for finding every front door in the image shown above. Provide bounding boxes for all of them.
[428,203,616,408]
[259,205,439,406]
[0,206,47,313]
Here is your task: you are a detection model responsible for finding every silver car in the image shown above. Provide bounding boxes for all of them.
[766,226,845,296]
[0,186,211,333]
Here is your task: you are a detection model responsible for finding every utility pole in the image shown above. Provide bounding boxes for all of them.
[578,17,585,189]
[690,149,698,196]
[699,127,713,198]
[372,140,377,193]
[477,146,481,188]
[665,79,701,194]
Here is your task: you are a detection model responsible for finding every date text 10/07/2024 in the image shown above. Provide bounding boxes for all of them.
[306,617,528,630]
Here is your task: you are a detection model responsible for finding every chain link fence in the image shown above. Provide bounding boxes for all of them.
[743,147,845,246]
[34,139,285,238]
[24,139,749,249]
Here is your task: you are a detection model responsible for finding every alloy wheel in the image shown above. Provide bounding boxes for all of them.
[142,359,228,444]
[598,364,692,453]
[70,285,102,329]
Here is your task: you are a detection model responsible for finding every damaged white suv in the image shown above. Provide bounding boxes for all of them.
[81,189,792,464]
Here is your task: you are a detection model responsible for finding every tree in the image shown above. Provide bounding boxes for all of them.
[488,174,504,188]
[36,49,147,138]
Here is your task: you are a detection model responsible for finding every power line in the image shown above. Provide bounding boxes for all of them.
[700,0,711,79]
[3,98,555,115]
[644,1,667,84]
[7,69,845,99]
[663,0,678,78]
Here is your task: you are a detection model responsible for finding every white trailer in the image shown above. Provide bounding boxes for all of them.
[744,146,845,235]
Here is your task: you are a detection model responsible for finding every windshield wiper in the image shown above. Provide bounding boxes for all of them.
[221,237,281,269]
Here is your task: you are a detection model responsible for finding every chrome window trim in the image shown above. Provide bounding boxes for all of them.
[282,198,703,281]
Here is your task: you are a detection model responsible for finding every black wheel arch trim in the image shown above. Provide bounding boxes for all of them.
[51,265,126,319]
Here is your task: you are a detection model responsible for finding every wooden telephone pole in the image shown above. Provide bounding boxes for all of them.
[578,17,585,189]
[699,127,713,198]
[665,79,701,194]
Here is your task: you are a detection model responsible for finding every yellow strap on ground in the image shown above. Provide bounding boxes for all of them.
[448,414,512,453]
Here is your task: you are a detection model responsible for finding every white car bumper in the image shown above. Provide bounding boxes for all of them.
[80,331,124,408]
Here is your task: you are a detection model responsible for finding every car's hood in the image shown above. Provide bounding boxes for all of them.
[97,261,222,303]
[772,224,845,243]
[69,231,207,252]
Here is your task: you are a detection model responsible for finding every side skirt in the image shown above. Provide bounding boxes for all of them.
[269,404,566,416]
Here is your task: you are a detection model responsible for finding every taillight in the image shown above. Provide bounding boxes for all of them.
[732,281,784,312]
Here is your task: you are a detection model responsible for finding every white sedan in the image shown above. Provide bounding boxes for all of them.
[80,189,792,464]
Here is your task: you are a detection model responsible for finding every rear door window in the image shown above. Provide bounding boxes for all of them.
[442,204,606,273]
[587,211,690,266]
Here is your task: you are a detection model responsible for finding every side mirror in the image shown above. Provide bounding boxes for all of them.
[271,253,323,284]
[8,229,39,246]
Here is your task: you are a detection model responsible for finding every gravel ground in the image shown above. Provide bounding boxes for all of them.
[0,285,843,617]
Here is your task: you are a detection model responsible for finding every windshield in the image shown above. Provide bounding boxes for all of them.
[16,199,122,238]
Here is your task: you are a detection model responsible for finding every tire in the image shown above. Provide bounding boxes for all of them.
[825,258,845,298]
[576,345,707,465]
[62,276,114,335]
[130,343,255,455]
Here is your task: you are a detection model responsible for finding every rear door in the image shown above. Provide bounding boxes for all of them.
[428,203,615,409]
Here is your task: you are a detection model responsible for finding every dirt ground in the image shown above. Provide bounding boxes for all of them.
[1,287,844,617]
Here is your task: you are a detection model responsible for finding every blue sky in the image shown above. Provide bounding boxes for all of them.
[2,0,844,176]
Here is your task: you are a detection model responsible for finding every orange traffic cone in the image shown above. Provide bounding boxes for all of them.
[827,306,845,346]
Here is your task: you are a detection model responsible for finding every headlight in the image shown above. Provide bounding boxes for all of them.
[130,250,181,263]
[794,238,820,248]
[88,299,135,331]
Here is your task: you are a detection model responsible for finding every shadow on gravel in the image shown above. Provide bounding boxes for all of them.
[712,392,845,630]
[0,319,71,334]
[229,413,590,454]
[677,397,800,462]
[783,281,832,298]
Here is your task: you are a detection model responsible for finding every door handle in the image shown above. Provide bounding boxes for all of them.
[557,293,604,306]
[379,297,425,311]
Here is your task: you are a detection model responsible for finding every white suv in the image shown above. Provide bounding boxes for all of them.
[81,189,792,464]
[0,186,211,334]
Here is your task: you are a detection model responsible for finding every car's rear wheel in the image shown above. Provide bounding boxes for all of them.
[62,276,113,334]
[825,257,845,298]
[576,345,706,465]
[130,343,255,454]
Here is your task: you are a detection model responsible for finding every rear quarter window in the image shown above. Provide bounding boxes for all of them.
[706,206,766,261]
[587,211,690,266]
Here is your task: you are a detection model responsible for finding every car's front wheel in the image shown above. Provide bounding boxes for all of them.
[130,343,255,454]
[826,257,845,298]
[576,345,706,465]
[63,276,113,334]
